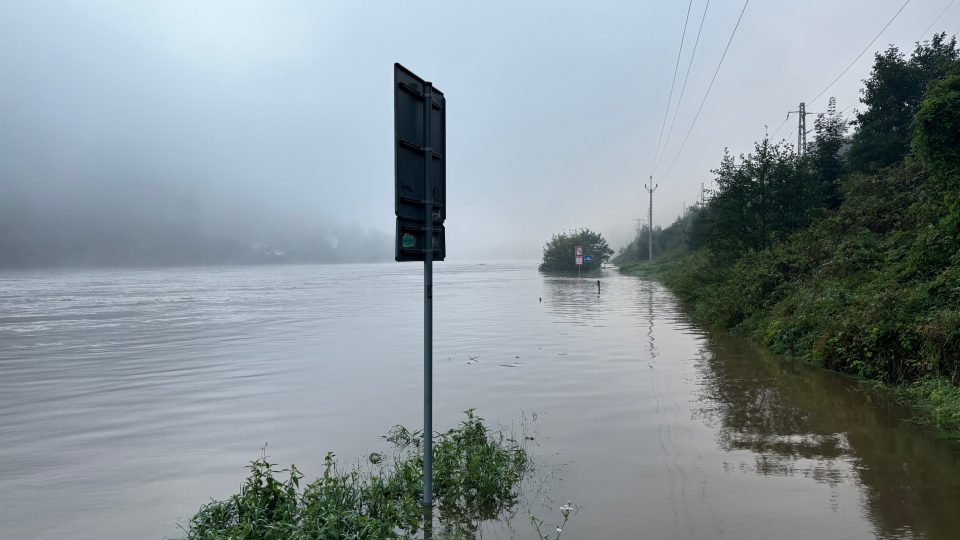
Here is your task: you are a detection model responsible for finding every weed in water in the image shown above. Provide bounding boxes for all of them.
[530,500,577,540]
[183,410,561,539]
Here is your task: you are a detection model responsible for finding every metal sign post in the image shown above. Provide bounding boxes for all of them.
[421,80,434,509]
[394,63,446,508]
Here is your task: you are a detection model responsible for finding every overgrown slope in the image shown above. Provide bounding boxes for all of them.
[619,35,960,438]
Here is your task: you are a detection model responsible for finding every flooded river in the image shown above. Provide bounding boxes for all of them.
[1,263,959,539]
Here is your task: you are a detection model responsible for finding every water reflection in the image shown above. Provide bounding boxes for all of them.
[697,333,960,539]
[541,272,609,325]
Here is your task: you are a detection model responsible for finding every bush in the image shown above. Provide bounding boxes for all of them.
[539,228,613,272]
[183,411,529,539]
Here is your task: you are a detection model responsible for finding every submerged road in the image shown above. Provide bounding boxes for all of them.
[1,262,958,538]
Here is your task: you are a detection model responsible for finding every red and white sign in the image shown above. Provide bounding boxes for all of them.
[575,245,583,266]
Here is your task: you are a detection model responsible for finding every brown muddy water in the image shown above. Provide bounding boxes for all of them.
[1,262,959,539]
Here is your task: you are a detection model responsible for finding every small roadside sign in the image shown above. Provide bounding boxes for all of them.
[584,255,593,262]
[575,245,583,266]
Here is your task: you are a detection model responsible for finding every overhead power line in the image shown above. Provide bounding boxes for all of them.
[918,0,955,41]
[807,0,913,106]
[767,0,914,140]
[651,0,695,174]
[661,0,751,181]
[770,112,792,139]
[656,0,712,171]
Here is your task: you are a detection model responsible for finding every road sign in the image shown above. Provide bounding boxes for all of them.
[393,63,445,510]
[575,245,583,266]
[584,255,593,262]
[575,246,583,257]
[395,63,445,261]
[396,223,444,259]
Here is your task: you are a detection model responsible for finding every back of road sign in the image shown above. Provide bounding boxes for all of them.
[395,63,446,261]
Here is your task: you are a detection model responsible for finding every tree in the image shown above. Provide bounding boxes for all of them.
[539,228,614,272]
[704,140,805,256]
[613,208,702,265]
[912,72,960,185]
[809,97,848,209]
[848,34,959,172]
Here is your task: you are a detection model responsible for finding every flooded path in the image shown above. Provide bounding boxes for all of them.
[1,263,958,538]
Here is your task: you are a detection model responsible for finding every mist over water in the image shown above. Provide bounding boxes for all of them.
[0,173,393,267]
[2,263,958,539]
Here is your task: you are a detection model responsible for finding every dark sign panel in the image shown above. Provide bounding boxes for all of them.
[395,221,445,260]
[395,63,445,261]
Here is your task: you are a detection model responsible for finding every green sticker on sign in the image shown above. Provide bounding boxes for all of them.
[402,233,417,249]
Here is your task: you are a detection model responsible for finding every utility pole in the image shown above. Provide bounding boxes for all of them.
[700,182,705,206]
[798,102,806,156]
[789,102,813,157]
[644,177,658,261]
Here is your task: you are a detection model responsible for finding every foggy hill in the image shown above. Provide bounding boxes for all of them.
[0,179,392,269]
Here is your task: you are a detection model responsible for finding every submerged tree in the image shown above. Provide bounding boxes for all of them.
[539,228,613,272]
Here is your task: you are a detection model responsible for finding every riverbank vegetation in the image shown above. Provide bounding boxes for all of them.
[617,34,960,439]
[539,228,613,273]
[183,411,570,539]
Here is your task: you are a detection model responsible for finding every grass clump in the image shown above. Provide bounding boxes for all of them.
[182,410,531,539]
[898,378,960,442]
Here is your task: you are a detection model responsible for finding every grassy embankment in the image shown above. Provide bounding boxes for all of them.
[620,161,960,440]
[616,36,960,440]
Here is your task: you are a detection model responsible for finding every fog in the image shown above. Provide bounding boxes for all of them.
[1,1,957,266]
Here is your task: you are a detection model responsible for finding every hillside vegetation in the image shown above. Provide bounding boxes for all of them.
[618,35,960,438]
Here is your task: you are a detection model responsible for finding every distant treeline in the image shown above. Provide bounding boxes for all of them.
[0,190,392,268]
[619,34,960,437]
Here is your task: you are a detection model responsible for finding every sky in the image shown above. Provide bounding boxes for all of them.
[1,0,958,261]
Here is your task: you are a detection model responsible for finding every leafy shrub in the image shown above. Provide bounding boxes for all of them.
[183,411,529,540]
[912,73,960,185]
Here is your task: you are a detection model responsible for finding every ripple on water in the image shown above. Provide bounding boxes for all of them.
[1,263,959,540]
